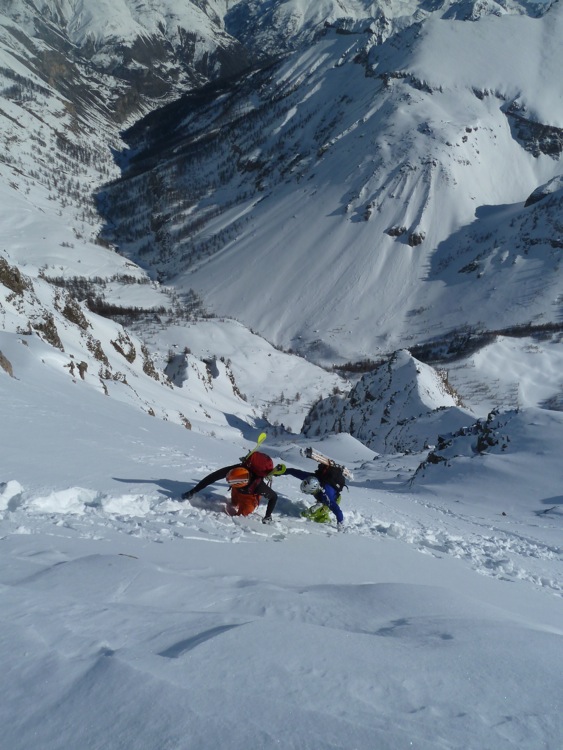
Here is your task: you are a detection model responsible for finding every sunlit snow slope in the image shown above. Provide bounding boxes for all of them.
[102,3,563,364]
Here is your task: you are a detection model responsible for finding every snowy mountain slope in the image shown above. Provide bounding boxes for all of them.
[2,0,250,113]
[225,0,553,56]
[138,317,346,433]
[303,330,563,449]
[0,181,254,433]
[0,256,260,434]
[303,349,473,453]
[430,333,563,413]
[0,176,347,436]
[1,5,562,746]
[2,0,560,372]
[405,179,563,344]
[2,328,561,595]
[0,35,116,242]
[0,253,346,438]
[0,1,561,451]
[0,0,255,247]
[396,7,563,126]
[1,355,562,750]
[101,3,563,364]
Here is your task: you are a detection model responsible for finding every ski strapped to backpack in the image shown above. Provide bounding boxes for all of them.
[239,431,287,480]
[300,448,354,482]
[240,432,281,479]
[241,431,267,462]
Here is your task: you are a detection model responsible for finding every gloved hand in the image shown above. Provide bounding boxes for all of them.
[273,463,286,475]
[262,515,273,524]
[181,489,195,501]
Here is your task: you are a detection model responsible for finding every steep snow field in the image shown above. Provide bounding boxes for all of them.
[1,330,562,750]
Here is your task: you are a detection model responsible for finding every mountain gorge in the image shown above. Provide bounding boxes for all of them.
[0,0,562,444]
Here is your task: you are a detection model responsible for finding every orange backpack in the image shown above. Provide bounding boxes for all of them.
[230,487,260,516]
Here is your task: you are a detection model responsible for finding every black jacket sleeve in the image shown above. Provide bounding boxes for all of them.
[190,464,239,494]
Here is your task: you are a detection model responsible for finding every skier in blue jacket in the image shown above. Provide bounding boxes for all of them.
[283,466,344,527]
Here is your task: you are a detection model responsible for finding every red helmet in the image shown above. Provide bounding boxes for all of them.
[226,466,250,488]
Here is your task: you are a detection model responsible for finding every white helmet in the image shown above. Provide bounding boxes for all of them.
[300,476,321,495]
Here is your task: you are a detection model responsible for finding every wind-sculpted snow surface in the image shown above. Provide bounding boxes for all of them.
[1,357,563,749]
[2,537,561,750]
[2,477,561,596]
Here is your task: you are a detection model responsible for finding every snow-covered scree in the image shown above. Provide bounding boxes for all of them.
[1,350,562,750]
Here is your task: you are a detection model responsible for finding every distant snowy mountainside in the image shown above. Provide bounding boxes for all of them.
[4,0,248,111]
[405,177,563,345]
[0,181,345,436]
[0,252,254,433]
[303,349,473,453]
[225,0,553,55]
[1,0,562,456]
[139,318,346,434]
[102,3,563,363]
[396,8,563,127]
[0,0,252,239]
